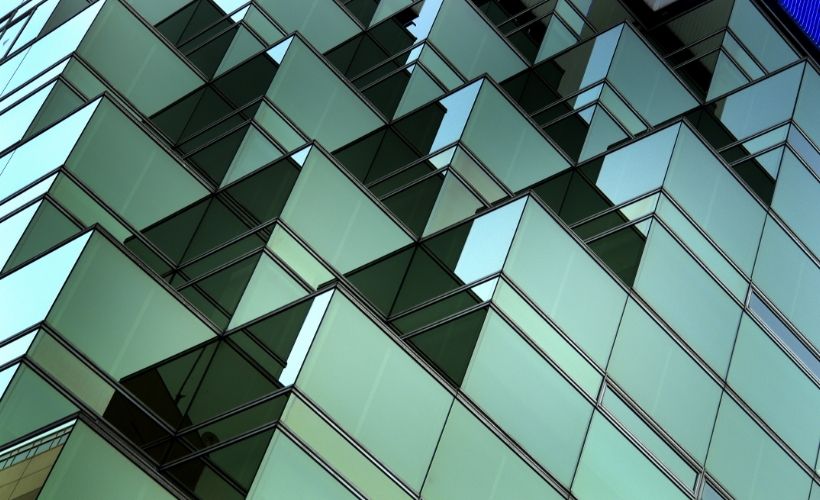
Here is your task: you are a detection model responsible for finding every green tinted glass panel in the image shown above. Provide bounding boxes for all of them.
[422,402,562,500]
[283,397,412,500]
[608,300,721,462]
[248,431,355,499]
[229,254,308,329]
[255,0,360,52]
[772,150,820,259]
[634,224,741,375]
[463,82,570,192]
[47,233,215,379]
[267,38,383,151]
[463,311,592,484]
[753,218,820,351]
[0,365,77,449]
[39,422,175,500]
[78,1,203,115]
[608,27,697,125]
[706,397,811,500]
[664,126,766,273]
[728,314,820,464]
[297,293,452,490]
[280,148,412,273]
[428,0,527,81]
[505,200,626,365]
[66,99,208,230]
[572,413,688,500]
[493,279,602,397]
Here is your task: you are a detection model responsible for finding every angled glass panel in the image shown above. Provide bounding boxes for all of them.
[753,217,820,351]
[428,0,527,81]
[297,292,452,490]
[505,199,627,365]
[634,223,741,375]
[463,310,592,484]
[255,0,360,52]
[706,396,811,500]
[573,412,688,500]
[422,402,562,499]
[47,233,215,379]
[267,37,383,151]
[280,148,412,274]
[772,149,820,259]
[463,81,570,192]
[608,300,722,462]
[608,27,697,125]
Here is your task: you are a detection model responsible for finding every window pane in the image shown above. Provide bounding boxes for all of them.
[505,199,627,366]
[706,396,811,500]
[728,314,820,464]
[280,147,412,274]
[608,300,721,462]
[463,82,570,192]
[296,292,452,490]
[634,224,741,375]
[463,310,593,484]
[267,38,383,151]
[664,125,766,273]
[572,413,688,500]
[47,233,215,379]
[422,402,562,500]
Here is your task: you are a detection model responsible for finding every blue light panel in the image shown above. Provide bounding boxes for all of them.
[778,0,820,47]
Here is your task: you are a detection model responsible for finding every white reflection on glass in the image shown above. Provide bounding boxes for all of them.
[0,231,90,342]
[0,201,38,268]
[0,173,55,218]
[0,97,99,202]
[429,80,481,152]
[453,197,526,283]
[0,330,36,367]
[590,123,679,205]
[278,290,333,386]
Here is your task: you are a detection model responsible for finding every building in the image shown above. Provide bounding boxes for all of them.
[0,0,818,498]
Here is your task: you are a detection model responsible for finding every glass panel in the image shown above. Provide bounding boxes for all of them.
[505,199,627,365]
[38,422,175,499]
[608,27,697,126]
[247,431,356,499]
[728,314,820,464]
[602,390,697,487]
[47,233,215,379]
[706,396,811,500]
[584,123,678,205]
[77,0,203,115]
[608,300,722,462]
[634,224,741,375]
[282,397,412,500]
[0,82,51,153]
[572,412,688,500]
[493,278,602,397]
[67,99,208,230]
[664,125,766,274]
[266,37,383,151]
[280,148,412,274]
[728,0,797,72]
[0,364,77,449]
[267,225,334,289]
[748,292,820,378]
[228,254,308,329]
[428,0,527,81]
[0,232,89,342]
[254,102,305,152]
[463,310,592,484]
[297,292,452,490]
[28,332,115,415]
[463,81,570,192]
[255,0,360,53]
[772,149,820,259]
[0,99,97,203]
[0,201,38,269]
[753,217,820,351]
[422,402,562,499]
[714,64,803,141]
